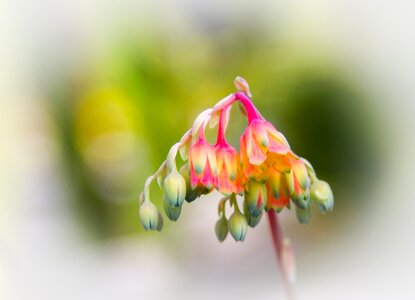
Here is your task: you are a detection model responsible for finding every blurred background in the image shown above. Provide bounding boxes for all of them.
[1,1,414,299]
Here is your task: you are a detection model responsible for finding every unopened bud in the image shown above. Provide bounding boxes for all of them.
[164,170,186,207]
[245,181,267,217]
[215,216,229,242]
[292,189,311,210]
[310,180,334,213]
[163,195,182,222]
[229,209,248,242]
[139,201,159,231]
[295,205,312,224]
[243,200,263,228]
[234,76,252,98]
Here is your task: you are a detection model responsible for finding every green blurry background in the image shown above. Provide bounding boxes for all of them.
[1,1,413,300]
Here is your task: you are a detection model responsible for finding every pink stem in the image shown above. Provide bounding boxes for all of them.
[216,109,227,144]
[234,92,262,123]
[267,210,295,300]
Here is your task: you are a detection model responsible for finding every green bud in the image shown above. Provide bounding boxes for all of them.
[215,216,229,242]
[295,205,312,224]
[245,181,267,217]
[310,180,334,213]
[164,170,186,207]
[291,188,311,210]
[243,200,263,228]
[162,195,182,221]
[139,201,159,231]
[229,210,248,242]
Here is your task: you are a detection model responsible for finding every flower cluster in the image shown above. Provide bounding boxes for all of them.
[139,77,333,243]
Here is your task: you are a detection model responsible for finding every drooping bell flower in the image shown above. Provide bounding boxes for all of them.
[214,108,242,195]
[179,163,210,202]
[265,168,291,211]
[215,143,242,195]
[286,158,311,209]
[240,119,291,167]
[188,132,217,190]
[244,180,267,217]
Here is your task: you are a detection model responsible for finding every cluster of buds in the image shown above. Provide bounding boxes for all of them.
[139,77,333,243]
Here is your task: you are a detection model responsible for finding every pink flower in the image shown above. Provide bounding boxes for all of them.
[215,143,242,195]
[189,137,217,190]
[240,119,291,166]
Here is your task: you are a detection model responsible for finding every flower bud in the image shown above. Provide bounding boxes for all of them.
[295,205,312,224]
[164,170,186,207]
[234,76,252,98]
[243,200,263,228]
[162,195,182,221]
[310,180,334,213]
[285,159,311,209]
[139,201,159,231]
[291,188,311,210]
[215,216,229,242]
[229,209,248,242]
[245,181,267,217]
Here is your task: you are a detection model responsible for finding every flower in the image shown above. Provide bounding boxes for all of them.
[140,76,333,242]
[244,180,267,217]
[188,136,217,190]
[240,119,291,166]
[286,158,311,209]
[139,76,334,294]
[215,143,242,195]
[180,163,210,202]
[265,169,291,211]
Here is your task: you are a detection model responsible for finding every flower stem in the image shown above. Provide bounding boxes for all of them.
[267,210,295,300]
[234,92,262,123]
[216,109,227,144]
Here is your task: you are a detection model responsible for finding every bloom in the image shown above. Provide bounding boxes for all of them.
[139,76,333,242]
[215,143,242,195]
[240,119,291,166]
[188,136,217,190]
[265,169,291,211]
[286,158,311,209]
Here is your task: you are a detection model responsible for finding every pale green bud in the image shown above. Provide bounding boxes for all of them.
[215,216,229,242]
[245,181,267,217]
[310,180,334,213]
[295,205,312,224]
[229,210,248,242]
[162,195,182,221]
[164,170,186,207]
[139,201,159,231]
[243,200,263,228]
